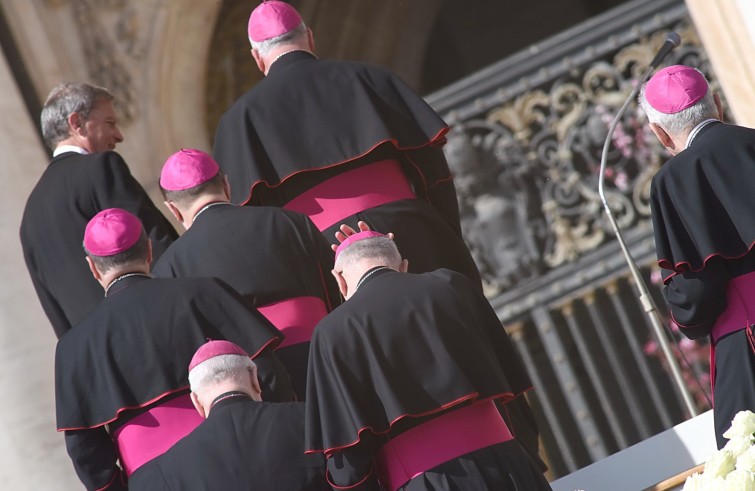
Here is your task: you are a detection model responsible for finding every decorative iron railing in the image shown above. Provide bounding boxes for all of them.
[427,0,718,477]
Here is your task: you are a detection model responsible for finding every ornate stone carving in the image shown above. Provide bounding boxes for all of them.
[444,18,722,293]
[43,0,159,124]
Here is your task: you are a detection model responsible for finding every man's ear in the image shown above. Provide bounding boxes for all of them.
[649,123,675,152]
[146,239,153,268]
[68,112,84,136]
[399,259,409,273]
[714,93,724,121]
[251,48,265,74]
[249,365,262,401]
[222,175,232,201]
[307,27,315,52]
[164,200,184,224]
[331,269,348,298]
[86,256,101,281]
[190,391,207,419]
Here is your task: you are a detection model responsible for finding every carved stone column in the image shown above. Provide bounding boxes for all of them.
[685,0,755,126]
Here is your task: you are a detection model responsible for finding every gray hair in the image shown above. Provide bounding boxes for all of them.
[334,236,402,272]
[189,354,255,395]
[40,82,114,150]
[638,69,718,136]
[249,22,307,55]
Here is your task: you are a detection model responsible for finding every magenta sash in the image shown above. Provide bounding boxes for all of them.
[257,296,328,348]
[374,400,513,491]
[112,393,203,476]
[711,270,755,345]
[283,159,415,231]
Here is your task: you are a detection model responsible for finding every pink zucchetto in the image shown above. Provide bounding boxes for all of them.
[335,231,386,260]
[84,208,142,256]
[160,149,220,191]
[189,340,250,372]
[645,65,708,114]
[248,1,302,43]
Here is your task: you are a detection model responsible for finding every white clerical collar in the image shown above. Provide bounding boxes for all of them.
[53,145,90,157]
[685,119,719,149]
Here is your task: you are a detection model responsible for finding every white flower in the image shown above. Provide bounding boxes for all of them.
[722,469,755,490]
[724,411,755,441]
[683,472,706,491]
[705,476,727,490]
[738,446,755,473]
[727,435,755,459]
[705,450,737,479]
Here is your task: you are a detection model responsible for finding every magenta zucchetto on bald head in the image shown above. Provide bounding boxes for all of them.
[160,148,219,191]
[189,340,250,372]
[84,208,142,256]
[247,1,302,42]
[334,231,386,260]
[645,65,709,114]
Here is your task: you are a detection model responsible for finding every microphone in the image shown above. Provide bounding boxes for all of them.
[649,31,681,68]
[596,30,700,417]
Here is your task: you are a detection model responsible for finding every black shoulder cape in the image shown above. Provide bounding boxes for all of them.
[129,397,328,491]
[304,268,532,454]
[55,276,283,430]
[213,51,448,204]
[651,122,755,274]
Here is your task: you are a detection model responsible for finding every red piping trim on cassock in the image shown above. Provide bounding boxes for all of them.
[326,463,375,490]
[94,468,120,491]
[57,337,279,431]
[669,311,711,330]
[305,388,531,456]
[659,239,755,282]
[240,128,449,206]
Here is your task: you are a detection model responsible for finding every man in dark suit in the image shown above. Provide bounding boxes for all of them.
[20,82,177,337]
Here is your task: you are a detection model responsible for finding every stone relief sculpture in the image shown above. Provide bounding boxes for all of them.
[444,22,721,293]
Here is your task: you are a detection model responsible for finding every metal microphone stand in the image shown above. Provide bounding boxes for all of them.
[597,65,699,418]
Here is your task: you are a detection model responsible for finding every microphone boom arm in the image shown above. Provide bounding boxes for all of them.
[597,63,699,418]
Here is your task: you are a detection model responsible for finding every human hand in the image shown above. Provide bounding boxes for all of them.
[331,221,394,251]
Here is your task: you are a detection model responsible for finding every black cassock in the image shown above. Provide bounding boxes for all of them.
[152,203,340,399]
[55,275,293,491]
[129,395,329,491]
[650,121,755,448]
[20,151,177,338]
[305,268,550,491]
[213,51,481,287]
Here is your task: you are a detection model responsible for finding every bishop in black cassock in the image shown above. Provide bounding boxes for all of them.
[129,340,329,491]
[56,209,293,490]
[641,65,755,447]
[305,231,551,490]
[153,149,340,399]
[213,1,481,288]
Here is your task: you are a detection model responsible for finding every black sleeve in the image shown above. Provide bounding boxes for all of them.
[65,428,127,490]
[23,253,71,338]
[203,278,295,402]
[254,348,296,403]
[306,216,342,311]
[325,435,381,491]
[93,152,178,261]
[662,259,729,339]
[497,396,547,472]
[402,145,463,237]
